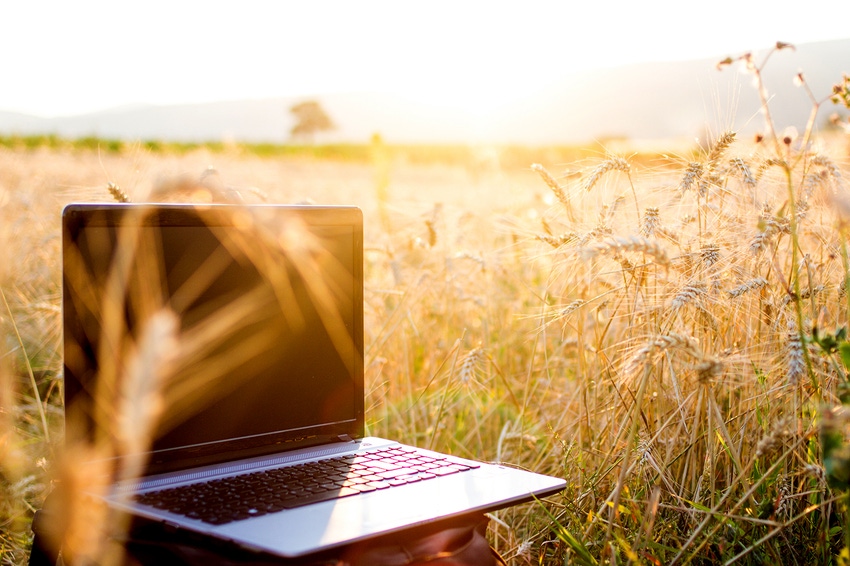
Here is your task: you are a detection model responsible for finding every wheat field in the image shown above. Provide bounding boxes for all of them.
[3,65,850,564]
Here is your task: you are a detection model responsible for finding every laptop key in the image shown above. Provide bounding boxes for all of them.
[135,446,478,525]
[377,467,420,479]
[280,487,361,509]
[431,466,461,476]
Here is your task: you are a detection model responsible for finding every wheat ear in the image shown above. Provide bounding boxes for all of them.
[583,156,630,192]
[107,182,131,203]
[116,309,179,464]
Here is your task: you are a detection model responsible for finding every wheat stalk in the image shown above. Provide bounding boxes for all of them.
[459,347,485,384]
[756,157,789,181]
[809,153,844,187]
[728,277,769,298]
[626,333,702,374]
[588,235,669,267]
[107,182,130,203]
[671,280,708,310]
[754,417,795,459]
[700,243,721,268]
[583,156,630,192]
[640,207,660,237]
[784,319,806,386]
[781,284,826,307]
[706,131,736,170]
[532,163,574,220]
[750,206,791,255]
[116,309,179,472]
[537,232,579,248]
[729,157,757,188]
[577,224,614,246]
[552,299,586,322]
[679,162,704,193]
[695,358,725,383]
[54,447,113,565]
[695,132,735,198]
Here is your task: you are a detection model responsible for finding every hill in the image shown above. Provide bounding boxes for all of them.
[1,38,847,145]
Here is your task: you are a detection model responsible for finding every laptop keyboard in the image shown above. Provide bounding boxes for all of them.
[135,446,480,525]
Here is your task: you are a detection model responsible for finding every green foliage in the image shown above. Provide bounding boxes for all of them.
[0,132,629,172]
[826,440,850,491]
[811,326,849,356]
[813,327,850,491]
[811,325,850,565]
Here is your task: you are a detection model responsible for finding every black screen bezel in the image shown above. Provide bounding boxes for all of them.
[61,203,365,475]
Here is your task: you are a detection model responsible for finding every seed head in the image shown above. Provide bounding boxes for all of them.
[755,417,794,459]
[671,281,707,310]
[641,207,660,237]
[700,243,720,268]
[107,182,130,203]
[425,219,437,247]
[590,236,669,267]
[627,333,701,374]
[532,163,572,215]
[696,358,724,382]
[679,162,704,193]
[729,158,756,187]
[809,154,843,185]
[728,277,769,299]
[537,232,579,248]
[583,157,630,192]
[785,321,805,386]
[554,300,585,320]
[459,347,485,384]
[706,132,736,169]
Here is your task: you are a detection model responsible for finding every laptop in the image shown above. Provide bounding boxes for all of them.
[61,202,565,559]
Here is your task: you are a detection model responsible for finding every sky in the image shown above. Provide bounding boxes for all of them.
[3,0,849,118]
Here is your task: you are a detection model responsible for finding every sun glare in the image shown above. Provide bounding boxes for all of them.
[1,1,848,121]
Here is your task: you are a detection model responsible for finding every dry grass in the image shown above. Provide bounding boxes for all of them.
[1,82,850,564]
[523,128,850,564]
[0,143,550,564]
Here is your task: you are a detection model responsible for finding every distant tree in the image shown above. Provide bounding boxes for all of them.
[289,100,335,143]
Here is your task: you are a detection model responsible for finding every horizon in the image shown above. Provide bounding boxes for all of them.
[4,1,850,120]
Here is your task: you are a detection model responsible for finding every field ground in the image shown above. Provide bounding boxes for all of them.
[2,134,850,564]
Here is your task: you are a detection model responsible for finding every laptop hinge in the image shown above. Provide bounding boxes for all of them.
[337,434,356,443]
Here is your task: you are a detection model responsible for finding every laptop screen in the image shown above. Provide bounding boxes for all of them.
[63,204,364,475]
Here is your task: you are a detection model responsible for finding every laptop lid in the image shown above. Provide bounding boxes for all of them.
[62,203,365,477]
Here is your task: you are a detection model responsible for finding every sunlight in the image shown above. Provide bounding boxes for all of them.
[4,1,848,118]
